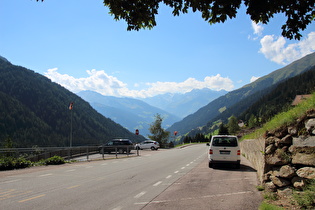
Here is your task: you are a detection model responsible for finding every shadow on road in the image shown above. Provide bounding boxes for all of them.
[212,163,257,172]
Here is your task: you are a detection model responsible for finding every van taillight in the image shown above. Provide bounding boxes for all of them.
[237,150,241,155]
[209,149,213,155]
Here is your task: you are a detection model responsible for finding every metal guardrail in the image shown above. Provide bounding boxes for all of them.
[0,145,140,162]
[0,146,99,162]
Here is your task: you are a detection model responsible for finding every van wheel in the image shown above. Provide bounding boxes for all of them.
[151,146,155,150]
[118,149,124,154]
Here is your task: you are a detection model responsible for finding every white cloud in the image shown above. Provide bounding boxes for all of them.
[252,21,264,36]
[259,32,315,65]
[45,69,234,98]
[248,21,264,40]
[250,76,260,83]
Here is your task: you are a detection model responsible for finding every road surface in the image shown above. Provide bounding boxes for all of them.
[0,144,262,210]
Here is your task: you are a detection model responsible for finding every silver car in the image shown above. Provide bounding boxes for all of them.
[136,140,160,150]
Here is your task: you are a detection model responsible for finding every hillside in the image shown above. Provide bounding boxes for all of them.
[167,52,315,136]
[0,57,145,147]
[197,66,315,136]
[77,90,180,137]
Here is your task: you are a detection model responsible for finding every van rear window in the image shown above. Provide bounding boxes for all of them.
[212,137,238,147]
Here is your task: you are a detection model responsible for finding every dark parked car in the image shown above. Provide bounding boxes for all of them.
[99,139,134,154]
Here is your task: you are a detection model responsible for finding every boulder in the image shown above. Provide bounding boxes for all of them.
[279,165,296,178]
[264,181,277,192]
[293,136,315,146]
[265,149,291,166]
[305,119,315,132]
[277,135,293,145]
[265,136,278,146]
[288,126,298,135]
[292,152,315,166]
[291,177,306,189]
[265,144,276,154]
[296,167,315,179]
[270,176,291,187]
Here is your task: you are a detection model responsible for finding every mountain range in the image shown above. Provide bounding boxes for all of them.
[77,91,181,137]
[141,89,227,118]
[1,51,314,148]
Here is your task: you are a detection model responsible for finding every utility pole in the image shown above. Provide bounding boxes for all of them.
[69,102,74,147]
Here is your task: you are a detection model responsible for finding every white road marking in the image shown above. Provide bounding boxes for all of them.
[65,169,75,172]
[134,191,146,199]
[153,181,162,187]
[174,171,179,174]
[181,167,185,169]
[166,175,172,179]
[1,179,21,184]
[135,191,254,205]
[38,173,52,177]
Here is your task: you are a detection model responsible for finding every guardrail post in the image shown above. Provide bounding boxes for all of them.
[115,147,118,159]
[102,147,104,159]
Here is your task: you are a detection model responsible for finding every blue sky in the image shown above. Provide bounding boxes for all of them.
[1,0,315,98]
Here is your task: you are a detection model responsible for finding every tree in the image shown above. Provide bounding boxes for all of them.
[103,0,314,40]
[148,114,170,147]
[227,115,240,135]
[36,0,314,40]
[218,123,229,135]
[248,114,258,128]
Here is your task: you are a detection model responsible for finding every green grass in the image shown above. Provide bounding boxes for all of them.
[242,92,315,140]
[259,201,284,210]
[292,179,315,209]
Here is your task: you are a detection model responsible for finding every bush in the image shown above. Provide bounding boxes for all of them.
[0,156,32,170]
[44,156,65,165]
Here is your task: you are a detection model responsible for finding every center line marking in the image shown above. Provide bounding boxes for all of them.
[134,191,146,199]
[18,194,45,203]
[67,185,80,189]
[2,179,21,184]
[38,173,52,177]
[174,171,179,174]
[153,181,162,187]
[166,175,172,179]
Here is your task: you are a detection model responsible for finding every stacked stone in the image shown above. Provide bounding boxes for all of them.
[262,113,315,198]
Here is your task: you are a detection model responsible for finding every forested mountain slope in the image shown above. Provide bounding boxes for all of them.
[196,66,315,135]
[167,52,315,135]
[0,57,144,147]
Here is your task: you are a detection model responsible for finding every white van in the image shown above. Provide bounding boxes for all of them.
[207,135,241,168]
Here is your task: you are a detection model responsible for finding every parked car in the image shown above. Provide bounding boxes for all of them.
[206,135,241,168]
[135,140,159,150]
[99,139,134,154]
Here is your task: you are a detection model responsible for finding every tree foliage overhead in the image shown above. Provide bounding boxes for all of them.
[35,0,315,40]
[103,0,314,40]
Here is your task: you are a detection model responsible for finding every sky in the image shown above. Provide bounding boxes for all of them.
[1,0,315,98]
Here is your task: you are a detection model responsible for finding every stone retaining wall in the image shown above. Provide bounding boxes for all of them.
[240,110,315,197]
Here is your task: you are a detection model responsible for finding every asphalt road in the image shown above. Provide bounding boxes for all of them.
[0,144,262,210]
